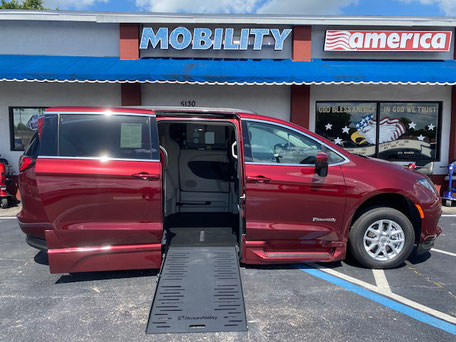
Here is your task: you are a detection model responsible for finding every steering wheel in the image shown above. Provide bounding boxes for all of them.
[299,156,315,164]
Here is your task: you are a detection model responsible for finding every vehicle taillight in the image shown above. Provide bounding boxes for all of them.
[0,163,5,187]
[19,156,35,173]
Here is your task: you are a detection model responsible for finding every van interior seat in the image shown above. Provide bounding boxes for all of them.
[179,150,230,193]
[178,150,231,213]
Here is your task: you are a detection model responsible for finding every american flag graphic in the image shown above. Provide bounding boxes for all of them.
[324,30,352,51]
[354,115,406,144]
[355,114,374,130]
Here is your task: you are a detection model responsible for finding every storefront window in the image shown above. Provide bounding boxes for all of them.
[9,107,46,151]
[316,102,377,157]
[378,103,439,161]
[316,101,441,162]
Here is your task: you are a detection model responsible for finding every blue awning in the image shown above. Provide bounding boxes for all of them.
[1,54,456,85]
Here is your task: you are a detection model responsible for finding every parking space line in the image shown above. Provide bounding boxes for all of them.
[300,264,456,334]
[441,215,456,217]
[0,217,17,220]
[372,269,391,292]
[432,248,456,257]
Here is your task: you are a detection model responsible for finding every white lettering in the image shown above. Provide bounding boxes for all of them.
[400,33,413,48]
[387,33,400,49]
[432,33,447,49]
[420,33,432,49]
[412,33,420,48]
[364,33,387,49]
[349,32,364,49]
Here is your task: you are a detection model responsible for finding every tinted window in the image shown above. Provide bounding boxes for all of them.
[40,114,58,156]
[246,121,344,165]
[24,132,40,158]
[166,123,231,151]
[59,115,156,160]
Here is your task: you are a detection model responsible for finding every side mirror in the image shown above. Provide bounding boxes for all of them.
[315,151,329,177]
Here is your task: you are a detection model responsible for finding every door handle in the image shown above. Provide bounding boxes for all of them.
[132,172,160,181]
[247,176,271,184]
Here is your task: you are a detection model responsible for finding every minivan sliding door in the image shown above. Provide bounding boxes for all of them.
[35,113,163,273]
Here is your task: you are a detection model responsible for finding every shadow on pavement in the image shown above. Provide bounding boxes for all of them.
[407,249,431,265]
[34,251,49,265]
[55,268,158,284]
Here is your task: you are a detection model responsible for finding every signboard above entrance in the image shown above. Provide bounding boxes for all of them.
[324,30,452,52]
[140,27,292,51]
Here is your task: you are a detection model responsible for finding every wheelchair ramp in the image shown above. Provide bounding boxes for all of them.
[146,246,247,334]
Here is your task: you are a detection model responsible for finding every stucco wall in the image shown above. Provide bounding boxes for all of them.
[141,84,291,121]
[0,21,119,57]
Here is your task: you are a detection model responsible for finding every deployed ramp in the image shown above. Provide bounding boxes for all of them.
[146,246,247,334]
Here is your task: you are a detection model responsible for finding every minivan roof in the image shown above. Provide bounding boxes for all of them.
[45,106,257,116]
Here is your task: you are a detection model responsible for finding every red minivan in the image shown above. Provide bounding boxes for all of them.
[17,107,442,273]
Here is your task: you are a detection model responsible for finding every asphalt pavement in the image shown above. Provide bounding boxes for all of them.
[0,207,455,341]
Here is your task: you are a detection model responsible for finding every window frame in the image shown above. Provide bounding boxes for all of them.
[315,100,443,162]
[9,106,47,152]
[243,118,349,167]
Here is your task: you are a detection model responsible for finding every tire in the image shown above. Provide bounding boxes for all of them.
[348,207,415,269]
[444,199,452,207]
[1,198,8,209]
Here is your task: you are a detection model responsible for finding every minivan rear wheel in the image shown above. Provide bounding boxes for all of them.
[348,207,415,269]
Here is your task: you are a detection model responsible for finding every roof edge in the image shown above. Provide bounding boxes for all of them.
[0,10,456,27]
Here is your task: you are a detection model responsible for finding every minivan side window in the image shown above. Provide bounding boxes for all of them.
[245,121,345,165]
[59,115,158,160]
[24,132,40,158]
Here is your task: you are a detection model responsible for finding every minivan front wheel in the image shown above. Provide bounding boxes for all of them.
[348,207,415,269]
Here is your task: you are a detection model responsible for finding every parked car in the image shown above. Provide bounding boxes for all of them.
[17,107,442,273]
[0,156,17,209]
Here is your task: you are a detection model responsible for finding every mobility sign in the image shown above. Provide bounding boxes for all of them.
[140,27,292,51]
[324,30,452,52]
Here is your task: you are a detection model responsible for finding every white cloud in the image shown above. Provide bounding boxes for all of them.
[134,0,258,13]
[134,0,359,14]
[257,0,359,15]
[44,0,108,10]
[398,0,456,15]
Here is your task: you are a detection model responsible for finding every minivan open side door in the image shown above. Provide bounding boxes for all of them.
[35,112,163,273]
[240,119,347,264]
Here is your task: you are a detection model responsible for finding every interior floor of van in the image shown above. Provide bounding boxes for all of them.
[158,120,240,248]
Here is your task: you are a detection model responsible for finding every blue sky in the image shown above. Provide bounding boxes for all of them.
[40,0,455,16]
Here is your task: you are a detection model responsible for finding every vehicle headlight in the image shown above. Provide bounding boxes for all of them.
[418,178,438,195]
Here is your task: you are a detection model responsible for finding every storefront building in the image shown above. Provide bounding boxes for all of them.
[1,11,456,193]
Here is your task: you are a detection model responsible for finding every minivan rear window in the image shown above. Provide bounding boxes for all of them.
[24,132,40,158]
[58,114,157,160]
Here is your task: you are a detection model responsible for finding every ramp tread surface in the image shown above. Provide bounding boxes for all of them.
[146,246,247,334]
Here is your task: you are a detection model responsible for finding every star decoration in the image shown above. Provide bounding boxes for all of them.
[325,123,333,130]
[427,123,435,131]
[408,122,416,129]
[417,135,425,141]
[342,126,350,134]
[334,137,343,145]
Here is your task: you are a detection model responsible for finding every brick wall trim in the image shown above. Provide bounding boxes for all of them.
[120,23,140,60]
[292,26,312,62]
